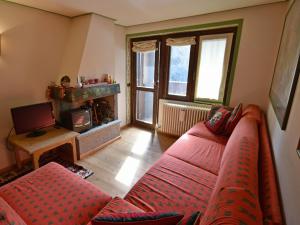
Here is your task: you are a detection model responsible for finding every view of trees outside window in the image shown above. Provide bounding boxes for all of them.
[168,45,191,96]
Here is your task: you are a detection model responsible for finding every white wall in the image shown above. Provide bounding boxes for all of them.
[126,2,287,111]
[266,1,300,224]
[267,78,300,225]
[59,14,91,86]
[0,1,71,169]
[78,14,115,82]
[114,25,127,126]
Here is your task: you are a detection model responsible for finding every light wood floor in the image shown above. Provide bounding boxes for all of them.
[77,126,177,198]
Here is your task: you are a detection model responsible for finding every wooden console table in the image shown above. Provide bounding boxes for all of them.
[9,127,79,170]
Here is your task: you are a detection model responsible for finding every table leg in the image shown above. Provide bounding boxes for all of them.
[32,153,40,170]
[71,138,77,162]
[14,148,22,169]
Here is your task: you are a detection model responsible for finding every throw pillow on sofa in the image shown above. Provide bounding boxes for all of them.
[91,212,184,225]
[186,211,202,225]
[205,107,231,134]
[224,103,243,136]
[207,105,233,120]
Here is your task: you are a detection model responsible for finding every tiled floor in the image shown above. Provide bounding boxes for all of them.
[77,126,177,197]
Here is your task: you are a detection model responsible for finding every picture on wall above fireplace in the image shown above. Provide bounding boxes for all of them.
[270,0,300,130]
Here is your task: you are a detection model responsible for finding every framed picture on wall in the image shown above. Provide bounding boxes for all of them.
[270,0,300,130]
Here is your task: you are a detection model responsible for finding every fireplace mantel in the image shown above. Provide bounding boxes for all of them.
[50,83,120,102]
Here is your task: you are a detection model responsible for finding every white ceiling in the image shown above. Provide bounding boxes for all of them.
[8,0,286,26]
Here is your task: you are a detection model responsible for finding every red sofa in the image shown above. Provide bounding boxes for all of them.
[0,105,283,225]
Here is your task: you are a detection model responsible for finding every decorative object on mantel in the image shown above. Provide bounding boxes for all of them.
[270,0,300,130]
[103,74,113,84]
[60,75,71,88]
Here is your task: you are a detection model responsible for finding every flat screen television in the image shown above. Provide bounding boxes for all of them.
[11,102,55,136]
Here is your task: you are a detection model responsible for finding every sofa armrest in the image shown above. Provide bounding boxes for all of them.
[0,197,27,225]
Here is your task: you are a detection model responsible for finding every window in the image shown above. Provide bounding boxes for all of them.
[136,51,155,88]
[195,34,233,102]
[131,27,237,108]
[168,45,191,96]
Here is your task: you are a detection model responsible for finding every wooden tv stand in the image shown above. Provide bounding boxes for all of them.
[9,127,79,170]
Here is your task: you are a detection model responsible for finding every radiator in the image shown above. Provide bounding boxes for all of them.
[159,102,210,136]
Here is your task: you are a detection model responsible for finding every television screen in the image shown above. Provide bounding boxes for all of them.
[11,102,55,135]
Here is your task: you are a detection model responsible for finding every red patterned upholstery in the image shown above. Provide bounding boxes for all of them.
[166,134,225,175]
[201,117,262,225]
[0,162,112,225]
[219,117,260,191]
[200,187,263,225]
[242,104,262,124]
[259,115,283,225]
[187,122,228,145]
[125,154,218,225]
[0,197,26,225]
[0,104,283,225]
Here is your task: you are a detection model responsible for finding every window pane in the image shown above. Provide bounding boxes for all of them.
[168,45,191,96]
[136,90,153,124]
[136,51,155,88]
[195,38,227,100]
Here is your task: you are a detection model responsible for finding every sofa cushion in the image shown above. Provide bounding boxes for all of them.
[224,103,243,136]
[0,162,112,225]
[201,117,261,225]
[205,108,231,134]
[0,196,26,225]
[219,117,259,192]
[91,212,183,225]
[125,154,217,225]
[200,187,263,225]
[187,122,228,145]
[242,104,262,124]
[186,211,202,225]
[259,116,283,225]
[166,134,225,175]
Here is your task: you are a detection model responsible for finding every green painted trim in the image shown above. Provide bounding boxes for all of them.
[126,19,243,38]
[224,19,243,105]
[126,19,243,107]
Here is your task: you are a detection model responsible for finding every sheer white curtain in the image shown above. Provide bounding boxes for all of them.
[195,33,233,101]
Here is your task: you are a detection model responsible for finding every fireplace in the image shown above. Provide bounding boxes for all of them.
[49,84,121,159]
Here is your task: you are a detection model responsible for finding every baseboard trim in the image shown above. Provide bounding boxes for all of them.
[0,158,32,174]
[120,124,131,130]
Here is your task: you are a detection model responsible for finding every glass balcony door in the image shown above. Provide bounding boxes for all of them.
[132,44,159,128]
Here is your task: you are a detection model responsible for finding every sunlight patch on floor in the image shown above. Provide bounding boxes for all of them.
[131,132,152,155]
[115,156,140,186]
